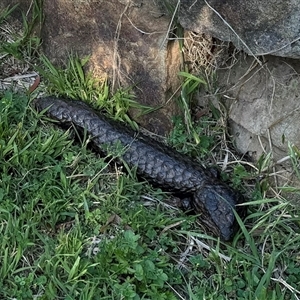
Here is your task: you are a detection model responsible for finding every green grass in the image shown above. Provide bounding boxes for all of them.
[1,4,300,300]
[0,91,185,299]
[1,87,300,300]
[0,2,42,61]
[37,54,155,130]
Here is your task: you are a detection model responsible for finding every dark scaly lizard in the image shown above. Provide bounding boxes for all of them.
[34,96,246,241]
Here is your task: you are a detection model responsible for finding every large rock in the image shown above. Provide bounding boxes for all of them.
[41,0,181,135]
[179,0,300,59]
[215,54,300,162]
[1,0,181,135]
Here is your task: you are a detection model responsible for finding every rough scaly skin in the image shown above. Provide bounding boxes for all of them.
[34,96,246,241]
